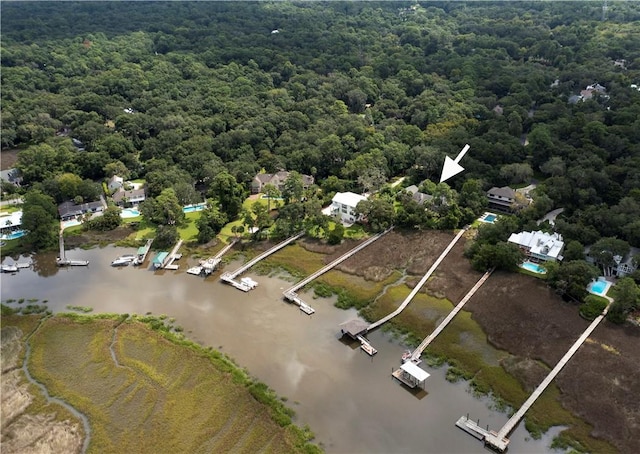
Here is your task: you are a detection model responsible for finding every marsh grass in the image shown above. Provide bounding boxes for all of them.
[24,315,319,454]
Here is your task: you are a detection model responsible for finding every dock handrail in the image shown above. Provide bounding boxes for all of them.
[485,301,613,449]
[225,232,303,279]
[367,227,467,331]
[284,227,393,295]
[410,268,493,362]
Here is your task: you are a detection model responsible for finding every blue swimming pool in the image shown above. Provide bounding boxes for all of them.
[521,261,547,274]
[183,203,206,213]
[1,230,26,240]
[120,209,141,218]
[479,212,498,224]
[588,280,610,296]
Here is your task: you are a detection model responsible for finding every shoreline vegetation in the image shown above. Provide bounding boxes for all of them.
[2,229,630,453]
[251,236,618,453]
[1,313,320,454]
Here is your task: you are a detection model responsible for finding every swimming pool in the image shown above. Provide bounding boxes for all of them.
[120,208,141,218]
[521,261,547,274]
[588,279,610,296]
[1,230,26,240]
[183,203,206,213]
[479,212,498,224]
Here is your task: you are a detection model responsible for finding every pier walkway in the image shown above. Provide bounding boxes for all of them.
[283,228,392,315]
[367,228,467,332]
[221,233,304,291]
[481,302,613,452]
[56,232,89,267]
[192,239,237,276]
[409,269,493,363]
[162,239,183,269]
[134,238,154,266]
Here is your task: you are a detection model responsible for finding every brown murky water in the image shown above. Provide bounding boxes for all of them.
[2,246,564,453]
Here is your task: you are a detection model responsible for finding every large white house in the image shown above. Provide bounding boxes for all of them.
[330,192,367,225]
[508,230,565,263]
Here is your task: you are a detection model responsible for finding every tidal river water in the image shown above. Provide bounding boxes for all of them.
[2,246,564,453]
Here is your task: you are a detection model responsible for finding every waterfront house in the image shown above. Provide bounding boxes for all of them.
[330,191,367,225]
[58,199,106,221]
[112,188,146,206]
[404,185,433,205]
[251,171,314,194]
[0,211,22,235]
[508,230,564,263]
[487,186,517,213]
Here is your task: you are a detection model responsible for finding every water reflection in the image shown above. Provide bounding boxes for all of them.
[1,246,565,453]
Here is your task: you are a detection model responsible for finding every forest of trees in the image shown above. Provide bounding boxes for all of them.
[2,2,639,317]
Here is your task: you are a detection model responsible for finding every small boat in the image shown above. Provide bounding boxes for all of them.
[111,255,136,266]
[240,277,258,289]
[1,264,18,273]
[16,262,32,269]
[401,350,412,363]
[186,266,203,275]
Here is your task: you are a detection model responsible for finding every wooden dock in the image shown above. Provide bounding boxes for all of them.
[366,228,467,332]
[162,240,183,269]
[56,232,89,267]
[477,302,613,452]
[283,228,392,314]
[221,233,303,291]
[133,239,154,266]
[198,239,237,275]
[408,269,493,363]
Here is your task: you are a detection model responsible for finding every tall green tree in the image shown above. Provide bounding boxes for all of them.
[21,190,59,251]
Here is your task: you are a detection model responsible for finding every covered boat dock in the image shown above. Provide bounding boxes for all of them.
[392,361,430,389]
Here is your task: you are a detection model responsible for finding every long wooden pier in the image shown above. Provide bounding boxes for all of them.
[408,269,493,363]
[480,302,613,452]
[56,232,89,267]
[283,228,392,315]
[366,228,467,331]
[221,233,304,290]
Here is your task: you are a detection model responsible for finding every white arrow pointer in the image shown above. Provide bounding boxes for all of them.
[439,144,470,183]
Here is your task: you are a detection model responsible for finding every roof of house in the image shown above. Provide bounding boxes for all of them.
[253,171,314,186]
[0,211,22,228]
[112,188,145,202]
[109,175,124,184]
[508,230,564,260]
[332,191,367,207]
[58,200,104,217]
[405,185,419,194]
[487,186,516,199]
[400,361,430,382]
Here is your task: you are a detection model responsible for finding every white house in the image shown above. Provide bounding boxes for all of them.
[330,192,367,225]
[508,230,565,263]
[0,211,22,234]
[112,188,146,206]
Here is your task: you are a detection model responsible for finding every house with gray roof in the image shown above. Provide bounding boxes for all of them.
[487,186,516,212]
[58,198,106,221]
[112,188,146,206]
[251,171,314,194]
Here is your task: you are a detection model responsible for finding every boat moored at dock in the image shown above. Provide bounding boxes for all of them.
[111,254,136,266]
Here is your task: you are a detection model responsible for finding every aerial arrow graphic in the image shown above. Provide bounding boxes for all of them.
[439,144,470,183]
